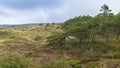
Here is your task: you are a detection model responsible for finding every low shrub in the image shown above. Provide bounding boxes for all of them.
[86,62,99,68]
[0,53,30,68]
[45,60,72,68]
[67,59,81,68]
[102,52,120,59]
[34,36,43,41]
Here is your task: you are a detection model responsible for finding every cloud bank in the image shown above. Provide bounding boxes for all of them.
[0,0,120,24]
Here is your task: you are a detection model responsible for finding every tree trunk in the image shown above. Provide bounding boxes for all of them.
[77,38,83,49]
[116,32,120,40]
[106,33,109,43]
[91,33,95,42]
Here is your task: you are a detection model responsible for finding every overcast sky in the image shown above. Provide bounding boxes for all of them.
[0,0,120,24]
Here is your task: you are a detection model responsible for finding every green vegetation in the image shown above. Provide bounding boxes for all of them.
[0,53,41,68]
[0,4,120,68]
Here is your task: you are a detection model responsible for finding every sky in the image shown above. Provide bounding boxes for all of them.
[0,0,120,24]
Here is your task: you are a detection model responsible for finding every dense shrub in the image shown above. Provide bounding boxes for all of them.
[0,31,9,36]
[86,62,99,68]
[67,59,81,68]
[0,53,30,68]
[0,31,11,39]
[34,36,43,41]
[45,59,82,68]
[102,52,120,59]
[45,60,72,68]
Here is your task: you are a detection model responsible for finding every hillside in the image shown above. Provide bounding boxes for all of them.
[0,24,61,41]
[0,24,65,68]
[1,4,120,68]
[0,22,120,68]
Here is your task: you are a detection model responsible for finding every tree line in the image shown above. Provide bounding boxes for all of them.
[47,4,120,49]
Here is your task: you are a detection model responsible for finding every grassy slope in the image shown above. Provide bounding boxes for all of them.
[0,24,61,40]
[0,24,63,67]
[0,24,120,68]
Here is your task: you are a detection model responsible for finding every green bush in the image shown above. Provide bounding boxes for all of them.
[0,53,31,68]
[34,36,43,41]
[46,60,72,68]
[0,31,11,39]
[45,59,81,68]
[86,62,99,68]
[103,52,120,59]
[39,23,43,26]
[0,31,9,36]
[9,36,16,39]
[67,59,81,68]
